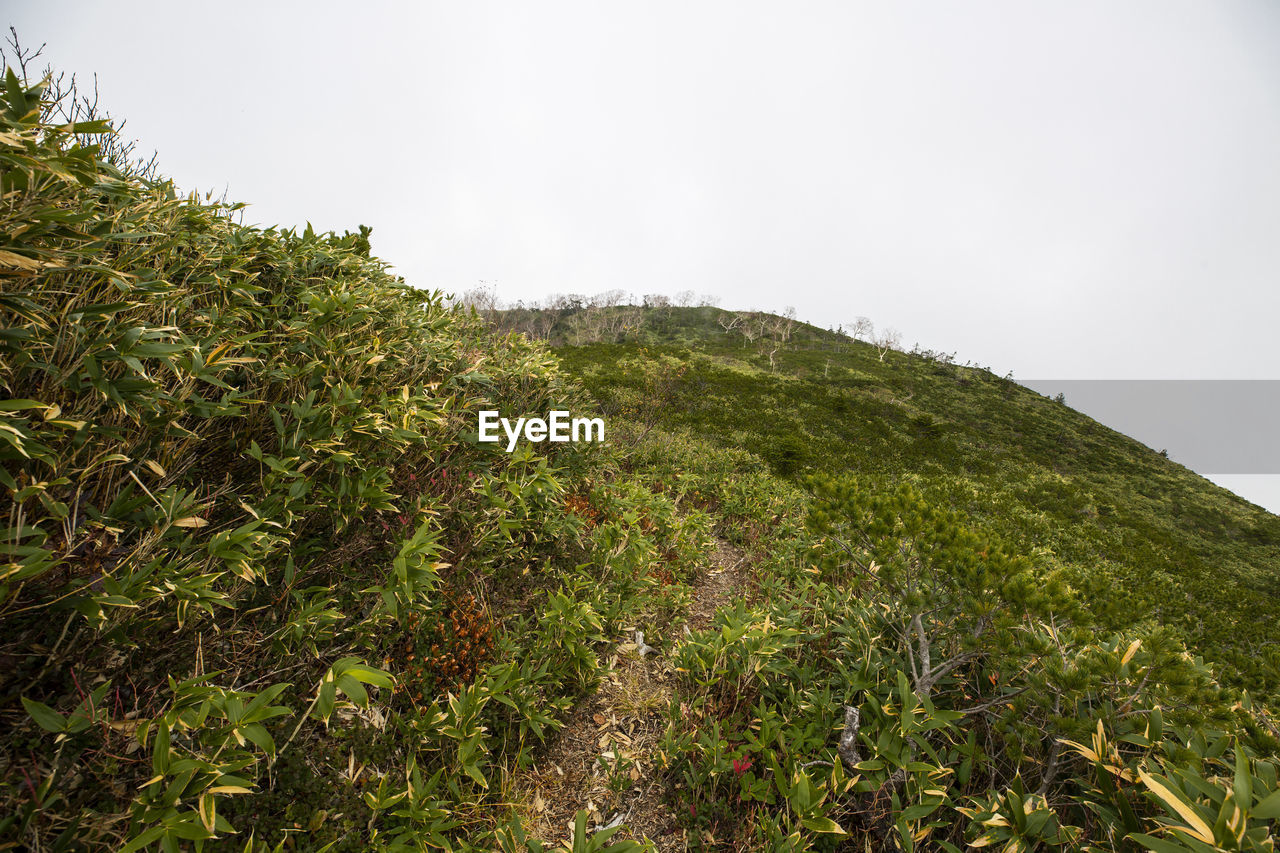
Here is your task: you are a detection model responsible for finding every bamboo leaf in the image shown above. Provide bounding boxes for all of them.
[1138,771,1215,845]
[21,697,66,733]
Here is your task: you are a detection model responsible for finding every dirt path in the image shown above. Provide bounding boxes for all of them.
[513,538,748,850]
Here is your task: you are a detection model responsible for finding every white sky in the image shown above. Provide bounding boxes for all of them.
[9,1,1280,510]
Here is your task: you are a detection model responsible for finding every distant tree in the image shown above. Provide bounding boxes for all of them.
[765,314,788,343]
[754,311,771,342]
[716,312,742,337]
[459,282,502,323]
[555,293,588,313]
[592,289,626,308]
[851,316,873,341]
[616,305,645,340]
[643,293,674,325]
[874,327,901,362]
[529,305,558,340]
[570,306,607,343]
[674,290,696,307]
[779,306,797,343]
[506,297,559,340]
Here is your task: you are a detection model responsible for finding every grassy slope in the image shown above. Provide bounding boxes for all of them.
[553,307,1280,701]
[8,63,1280,849]
[0,73,711,851]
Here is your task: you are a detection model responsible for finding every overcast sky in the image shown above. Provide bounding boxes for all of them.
[9,2,1280,509]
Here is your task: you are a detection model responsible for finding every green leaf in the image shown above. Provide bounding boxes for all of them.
[152,720,171,777]
[335,673,368,707]
[22,697,65,733]
[0,399,47,412]
[341,661,394,689]
[315,680,337,722]
[900,802,941,821]
[241,723,275,756]
[1252,786,1280,820]
[119,824,168,853]
[462,758,488,788]
[801,816,846,835]
[66,118,113,135]
[1128,833,1196,853]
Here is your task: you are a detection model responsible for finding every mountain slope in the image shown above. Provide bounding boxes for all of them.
[549,307,1280,700]
[7,66,1280,852]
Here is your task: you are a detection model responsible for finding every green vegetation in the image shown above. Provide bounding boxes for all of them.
[612,430,1280,850]
[554,310,1280,703]
[4,61,1280,852]
[0,70,698,850]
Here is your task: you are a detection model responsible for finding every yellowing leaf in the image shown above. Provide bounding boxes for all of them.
[1058,738,1097,763]
[173,517,208,528]
[1138,770,1215,845]
[198,792,216,832]
[1121,639,1142,666]
[144,460,166,477]
[206,342,232,364]
[0,249,41,271]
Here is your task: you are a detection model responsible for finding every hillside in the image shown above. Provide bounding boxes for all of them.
[0,70,709,851]
[548,306,1280,703]
[6,68,1280,852]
